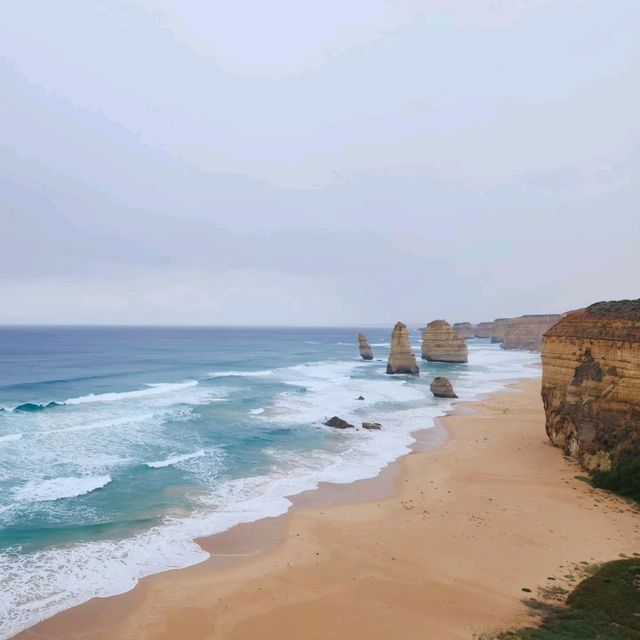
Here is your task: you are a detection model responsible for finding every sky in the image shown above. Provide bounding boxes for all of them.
[1,0,639,326]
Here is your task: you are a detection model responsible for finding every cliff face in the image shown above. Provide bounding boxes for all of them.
[541,300,640,471]
[386,322,419,375]
[421,320,468,363]
[490,318,511,344]
[502,314,562,351]
[475,322,493,339]
[452,322,476,339]
[358,333,373,360]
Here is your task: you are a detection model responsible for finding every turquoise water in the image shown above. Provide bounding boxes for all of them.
[0,326,539,637]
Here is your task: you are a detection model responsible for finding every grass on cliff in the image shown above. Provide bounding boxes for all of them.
[591,457,640,503]
[495,559,640,640]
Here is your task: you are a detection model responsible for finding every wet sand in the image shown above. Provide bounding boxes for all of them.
[16,378,639,640]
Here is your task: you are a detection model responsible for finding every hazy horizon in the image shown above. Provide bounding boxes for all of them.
[2,0,639,325]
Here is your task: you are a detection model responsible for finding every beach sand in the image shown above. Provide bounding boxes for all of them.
[16,378,639,640]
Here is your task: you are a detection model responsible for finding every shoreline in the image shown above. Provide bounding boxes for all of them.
[14,376,640,639]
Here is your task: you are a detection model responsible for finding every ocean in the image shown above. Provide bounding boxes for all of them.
[0,326,539,637]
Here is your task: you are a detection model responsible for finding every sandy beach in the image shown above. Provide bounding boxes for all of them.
[16,377,639,640]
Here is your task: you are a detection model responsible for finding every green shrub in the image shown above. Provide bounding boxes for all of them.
[592,457,640,502]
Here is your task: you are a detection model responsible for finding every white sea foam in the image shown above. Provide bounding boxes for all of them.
[65,381,199,405]
[0,433,22,443]
[11,475,112,503]
[250,407,265,415]
[146,449,205,469]
[207,370,274,378]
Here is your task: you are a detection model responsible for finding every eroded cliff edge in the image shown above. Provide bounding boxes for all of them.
[541,300,640,472]
[502,314,561,351]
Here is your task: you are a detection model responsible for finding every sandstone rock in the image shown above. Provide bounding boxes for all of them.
[356,395,365,400]
[362,422,382,430]
[475,322,494,339]
[502,314,562,351]
[358,332,373,360]
[324,416,354,429]
[490,318,511,344]
[541,300,640,472]
[421,320,468,363]
[386,322,419,375]
[430,377,457,398]
[452,322,476,339]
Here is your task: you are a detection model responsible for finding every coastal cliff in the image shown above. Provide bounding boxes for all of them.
[421,320,468,363]
[452,322,475,339]
[541,300,640,472]
[490,318,511,344]
[502,314,561,351]
[358,333,373,360]
[386,322,419,375]
[475,322,493,339]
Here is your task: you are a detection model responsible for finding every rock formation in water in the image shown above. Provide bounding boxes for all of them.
[430,377,457,398]
[541,300,640,471]
[358,332,373,360]
[502,314,561,351]
[421,320,468,363]
[452,322,476,339]
[324,416,354,429]
[362,422,382,430]
[490,318,511,344]
[475,322,494,339]
[386,322,419,375]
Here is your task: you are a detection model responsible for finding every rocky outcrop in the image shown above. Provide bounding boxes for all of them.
[452,322,476,339]
[475,322,494,339]
[430,377,457,398]
[362,422,382,430]
[502,314,561,351]
[541,300,640,472]
[421,320,468,363]
[386,322,419,375]
[358,333,373,360]
[324,416,354,429]
[490,318,511,344]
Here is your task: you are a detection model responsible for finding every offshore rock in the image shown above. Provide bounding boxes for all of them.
[541,300,640,471]
[430,377,457,398]
[490,318,511,344]
[421,320,468,363]
[452,322,476,339]
[475,322,494,339]
[324,416,354,429]
[502,314,561,351]
[362,422,382,430]
[358,333,373,360]
[386,322,419,375]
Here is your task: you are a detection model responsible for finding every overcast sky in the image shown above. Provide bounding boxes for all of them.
[1,0,638,326]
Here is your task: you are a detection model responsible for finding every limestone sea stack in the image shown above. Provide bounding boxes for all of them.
[502,314,561,351]
[490,318,511,344]
[386,322,419,375]
[475,322,493,338]
[358,332,373,360]
[421,320,468,363]
[430,377,457,398]
[541,300,640,472]
[452,322,476,339]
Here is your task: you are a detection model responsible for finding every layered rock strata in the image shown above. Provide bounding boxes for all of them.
[358,333,373,360]
[541,300,640,471]
[430,377,457,398]
[452,322,476,339]
[386,322,419,375]
[502,314,561,351]
[490,318,511,344]
[475,322,494,339]
[421,320,468,363]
